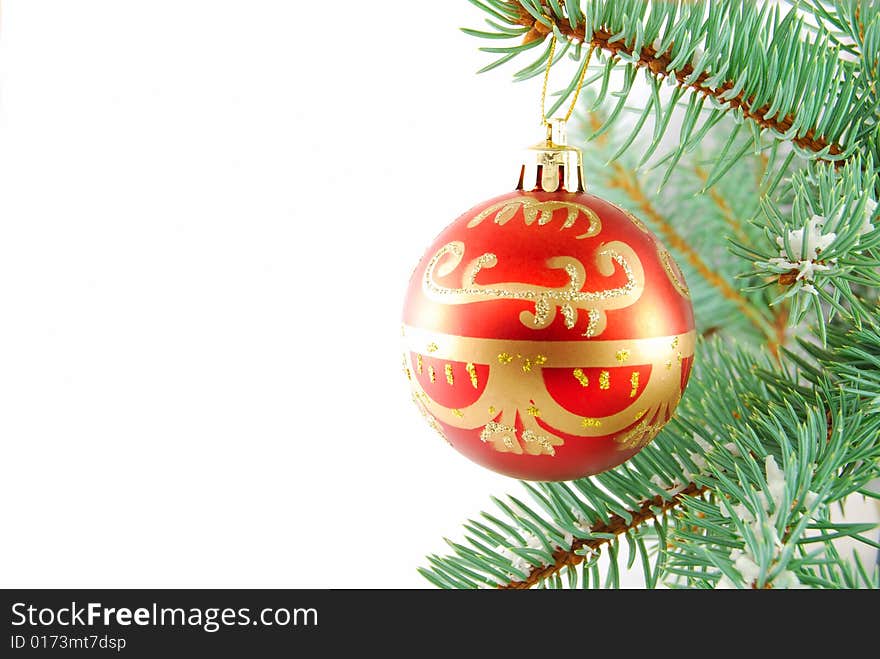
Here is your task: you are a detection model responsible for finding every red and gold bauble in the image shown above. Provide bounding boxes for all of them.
[402,123,695,481]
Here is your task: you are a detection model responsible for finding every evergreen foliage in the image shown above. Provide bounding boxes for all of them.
[422,0,880,589]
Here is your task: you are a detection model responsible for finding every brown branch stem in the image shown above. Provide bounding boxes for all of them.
[767,303,790,362]
[498,483,707,589]
[513,3,843,158]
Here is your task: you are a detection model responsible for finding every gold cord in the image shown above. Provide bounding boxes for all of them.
[540,35,595,135]
[539,35,558,127]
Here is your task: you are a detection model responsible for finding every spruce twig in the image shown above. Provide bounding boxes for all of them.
[509,3,846,158]
[499,483,707,589]
[422,0,880,590]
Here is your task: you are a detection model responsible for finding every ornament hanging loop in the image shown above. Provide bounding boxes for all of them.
[518,34,593,194]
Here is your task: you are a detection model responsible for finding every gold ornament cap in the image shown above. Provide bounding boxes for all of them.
[517,119,585,193]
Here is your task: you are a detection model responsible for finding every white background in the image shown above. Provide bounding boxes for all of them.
[0,1,875,588]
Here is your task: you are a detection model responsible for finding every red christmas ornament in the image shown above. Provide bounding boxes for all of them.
[402,122,695,481]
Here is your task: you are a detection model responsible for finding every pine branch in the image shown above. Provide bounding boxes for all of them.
[498,483,707,589]
[506,2,846,158]
[692,162,794,357]
[422,0,880,590]
[739,154,880,336]
[468,0,873,182]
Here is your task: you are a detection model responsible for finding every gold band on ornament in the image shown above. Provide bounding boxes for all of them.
[402,325,696,370]
[403,325,695,455]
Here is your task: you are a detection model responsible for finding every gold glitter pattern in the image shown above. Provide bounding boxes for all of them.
[478,420,561,456]
[561,303,576,329]
[533,295,550,327]
[615,419,661,451]
[445,363,454,386]
[599,370,610,390]
[622,207,689,298]
[572,368,589,387]
[497,352,549,373]
[466,362,479,389]
[480,421,519,455]
[427,342,439,353]
[616,349,630,364]
[423,241,645,338]
[416,354,423,375]
[585,308,601,338]
[402,325,696,458]
[466,198,602,240]
[623,208,649,232]
[659,247,690,298]
[428,366,436,383]
[481,421,513,442]
[526,405,541,417]
[521,429,555,457]
[630,371,639,398]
